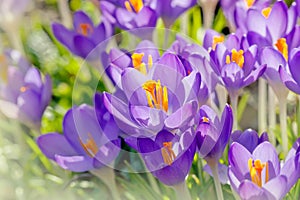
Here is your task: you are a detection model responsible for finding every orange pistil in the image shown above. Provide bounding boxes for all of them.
[78,23,93,36]
[262,7,272,19]
[131,53,153,75]
[124,0,144,13]
[142,80,168,112]
[79,133,99,157]
[212,35,224,51]
[245,0,255,8]
[226,49,245,68]
[275,38,288,61]
[248,158,269,187]
[161,142,176,165]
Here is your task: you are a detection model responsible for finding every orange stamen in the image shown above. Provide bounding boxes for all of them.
[124,0,144,13]
[142,80,168,112]
[226,49,245,68]
[161,142,176,165]
[78,23,93,36]
[212,35,224,51]
[275,38,288,61]
[79,133,98,157]
[245,0,255,8]
[248,158,269,187]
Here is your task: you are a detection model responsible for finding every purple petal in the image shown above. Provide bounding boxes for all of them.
[135,7,157,27]
[55,154,94,172]
[238,180,266,199]
[94,139,121,167]
[164,101,197,129]
[266,1,288,42]
[52,23,76,52]
[37,133,78,160]
[73,35,96,58]
[288,49,300,85]
[287,3,297,34]
[263,175,287,200]
[135,40,160,64]
[246,9,267,37]
[279,65,300,94]
[229,142,252,177]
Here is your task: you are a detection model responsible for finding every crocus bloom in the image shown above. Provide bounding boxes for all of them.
[137,129,196,185]
[106,40,160,89]
[52,10,113,59]
[196,104,233,163]
[0,51,51,129]
[210,34,265,98]
[37,103,121,172]
[103,52,203,138]
[221,0,271,32]
[228,141,299,200]
[279,48,300,94]
[231,129,269,153]
[246,1,298,50]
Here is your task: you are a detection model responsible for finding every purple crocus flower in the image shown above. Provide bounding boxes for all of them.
[37,103,121,172]
[52,10,113,59]
[196,104,233,163]
[0,51,52,129]
[106,40,160,89]
[231,129,269,153]
[210,34,265,98]
[103,52,203,139]
[228,141,299,200]
[137,129,196,185]
[154,0,197,28]
[279,48,300,94]
[246,1,298,50]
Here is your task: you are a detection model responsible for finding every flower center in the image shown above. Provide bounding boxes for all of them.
[20,86,29,93]
[124,0,144,13]
[212,35,224,51]
[142,80,168,112]
[262,7,271,18]
[275,38,288,61]
[245,0,255,8]
[131,53,153,75]
[201,117,210,123]
[161,142,176,165]
[78,23,93,36]
[79,133,98,157]
[226,49,245,68]
[248,158,269,187]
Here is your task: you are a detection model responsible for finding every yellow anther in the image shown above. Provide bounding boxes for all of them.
[161,142,176,165]
[142,80,168,112]
[248,158,269,188]
[226,49,245,68]
[201,117,210,123]
[124,1,133,12]
[79,133,98,157]
[212,35,224,51]
[245,0,255,8]
[78,23,93,36]
[275,38,288,61]
[125,0,144,13]
[148,54,153,69]
[262,7,272,18]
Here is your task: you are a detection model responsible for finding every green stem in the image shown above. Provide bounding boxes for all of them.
[258,79,267,133]
[268,85,276,145]
[210,162,224,200]
[278,97,288,156]
[90,167,121,200]
[173,181,192,200]
[230,93,238,131]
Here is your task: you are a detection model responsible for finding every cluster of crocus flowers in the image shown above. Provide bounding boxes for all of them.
[0,50,52,130]
[26,0,300,199]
